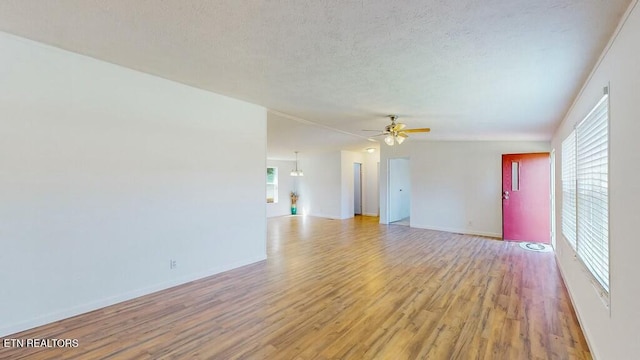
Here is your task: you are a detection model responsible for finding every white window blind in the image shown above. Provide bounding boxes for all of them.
[576,94,609,292]
[561,131,577,249]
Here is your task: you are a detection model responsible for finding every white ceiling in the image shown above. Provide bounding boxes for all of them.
[0,0,631,160]
[268,111,379,161]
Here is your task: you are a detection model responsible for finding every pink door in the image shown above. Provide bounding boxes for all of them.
[502,153,551,243]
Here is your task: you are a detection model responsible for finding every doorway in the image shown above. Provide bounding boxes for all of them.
[388,158,410,225]
[354,163,362,216]
[502,153,551,243]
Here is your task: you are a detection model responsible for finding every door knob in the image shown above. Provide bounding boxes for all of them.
[502,191,509,200]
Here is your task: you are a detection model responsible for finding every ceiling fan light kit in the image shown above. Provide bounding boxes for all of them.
[384,134,395,146]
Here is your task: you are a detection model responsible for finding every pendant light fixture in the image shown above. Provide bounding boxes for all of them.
[290,151,304,177]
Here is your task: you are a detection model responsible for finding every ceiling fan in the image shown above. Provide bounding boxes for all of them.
[364,115,430,146]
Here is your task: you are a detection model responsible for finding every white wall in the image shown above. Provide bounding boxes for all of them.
[0,33,267,336]
[552,2,640,358]
[266,160,296,218]
[296,150,379,220]
[340,151,365,219]
[380,141,550,237]
[297,152,342,218]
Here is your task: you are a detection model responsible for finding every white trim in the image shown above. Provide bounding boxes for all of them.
[0,254,266,337]
[306,212,341,220]
[410,223,502,238]
[267,109,374,142]
[305,213,350,220]
[555,252,597,358]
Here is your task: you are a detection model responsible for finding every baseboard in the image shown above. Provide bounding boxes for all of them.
[410,223,502,239]
[554,251,597,359]
[362,213,379,217]
[306,212,342,220]
[267,213,290,218]
[0,254,266,337]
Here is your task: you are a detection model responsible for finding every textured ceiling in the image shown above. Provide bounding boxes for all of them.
[0,0,632,159]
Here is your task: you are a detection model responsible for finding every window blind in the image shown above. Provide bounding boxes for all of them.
[576,94,609,292]
[561,131,577,249]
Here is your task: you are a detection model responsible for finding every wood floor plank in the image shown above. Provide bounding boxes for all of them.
[1,216,591,359]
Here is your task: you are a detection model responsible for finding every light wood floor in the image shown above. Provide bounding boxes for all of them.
[1,216,590,359]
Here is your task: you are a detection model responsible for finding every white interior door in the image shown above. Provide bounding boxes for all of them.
[389,158,410,223]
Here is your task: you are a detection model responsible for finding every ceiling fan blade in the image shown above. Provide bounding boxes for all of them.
[403,128,431,133]
[395,123,406,131]
[397,132,408,138]
[362,129,384,132]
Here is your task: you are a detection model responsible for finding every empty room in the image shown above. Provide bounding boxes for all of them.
[1,1,639,359]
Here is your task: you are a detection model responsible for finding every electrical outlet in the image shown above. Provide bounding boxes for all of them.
[170,260,177,269]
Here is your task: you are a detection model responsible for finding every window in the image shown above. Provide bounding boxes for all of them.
[511,161,520,191]
[266,167,278,203]
[561,92,609,293]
